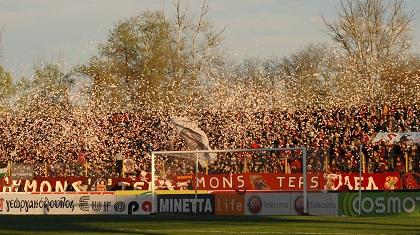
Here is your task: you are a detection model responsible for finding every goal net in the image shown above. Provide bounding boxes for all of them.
[149,147,339,216]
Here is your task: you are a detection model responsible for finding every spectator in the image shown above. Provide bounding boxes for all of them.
[0,103,418,177]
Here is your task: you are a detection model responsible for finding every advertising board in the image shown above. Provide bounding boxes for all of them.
[157,194,215,215]
[339,192,420,216]
[324,173,400,191]
[0,193,152,215]
[114,194,152,215]
[194,172,401,191]
[0,172,403,193]
[402,173,420,190]
[214,193,245,216]
[195,173,323,191]
[0,192,343,216]
[0,176,151,193]
[290,193,338,216]
[244,193,291,215]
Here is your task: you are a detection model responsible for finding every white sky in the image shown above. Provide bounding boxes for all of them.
[0,0,419,78]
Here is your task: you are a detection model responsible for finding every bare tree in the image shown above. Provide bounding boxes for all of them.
[0,25,15,112]
[0,25,4,49]
[323,0,414,73]
[79,0,224,111]
[171,0,225,104]
[279,44,334,107]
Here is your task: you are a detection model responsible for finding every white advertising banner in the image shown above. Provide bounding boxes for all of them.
[0,193,83,215]
[0,192,338,216]
[372,132,420,144]
[115,194,152,215]
[290,193,338,216]
[244,193,291,215]
[0,193,152,215]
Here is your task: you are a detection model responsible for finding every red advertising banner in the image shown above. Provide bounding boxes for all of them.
[0,172,402,192]
[0,175,151,193]
[193,173,324,191]
[323,172,401,191]
[402,173,420,190]
[191,172,402,191]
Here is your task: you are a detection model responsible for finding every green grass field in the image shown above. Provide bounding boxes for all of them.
[0,215,419,235]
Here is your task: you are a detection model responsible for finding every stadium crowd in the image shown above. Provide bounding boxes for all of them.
[0,103,419,177]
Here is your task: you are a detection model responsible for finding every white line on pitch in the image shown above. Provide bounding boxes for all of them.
[135,229,352,234]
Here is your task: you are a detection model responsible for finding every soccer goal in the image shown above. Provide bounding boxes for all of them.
[150,147,316,215]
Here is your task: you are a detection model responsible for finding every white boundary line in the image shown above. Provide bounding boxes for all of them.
[137,230,351,234]
[27,227,352,234]
[20,226,417,235]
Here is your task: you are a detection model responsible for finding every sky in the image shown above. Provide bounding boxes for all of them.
[0,0,419,78]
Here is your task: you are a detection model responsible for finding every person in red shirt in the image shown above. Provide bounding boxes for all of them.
[307,158,315,174]
[330,159,341,174]
[379,157,388,172]
[251,138,261,149]
[395,156,405,173]
[290,158,302,173]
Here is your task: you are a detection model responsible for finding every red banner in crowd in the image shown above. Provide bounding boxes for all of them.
[0,175,151,193]
[190,172,402,191]
[0,172,404,192]
[323,172,401,191]
[402,173,420,190]
[191,173,323,191]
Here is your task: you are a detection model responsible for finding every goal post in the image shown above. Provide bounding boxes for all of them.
[151,147,308,215]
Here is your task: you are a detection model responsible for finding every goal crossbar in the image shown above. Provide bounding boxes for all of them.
[151,147,305,155]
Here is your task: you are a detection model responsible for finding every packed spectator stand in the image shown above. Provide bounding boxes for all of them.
[0,103,418,178]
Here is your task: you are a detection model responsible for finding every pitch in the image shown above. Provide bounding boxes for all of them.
[0,215,418,235]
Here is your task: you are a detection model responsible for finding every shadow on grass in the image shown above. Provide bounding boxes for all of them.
[0,215,163,235]
[0,215,419,234]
